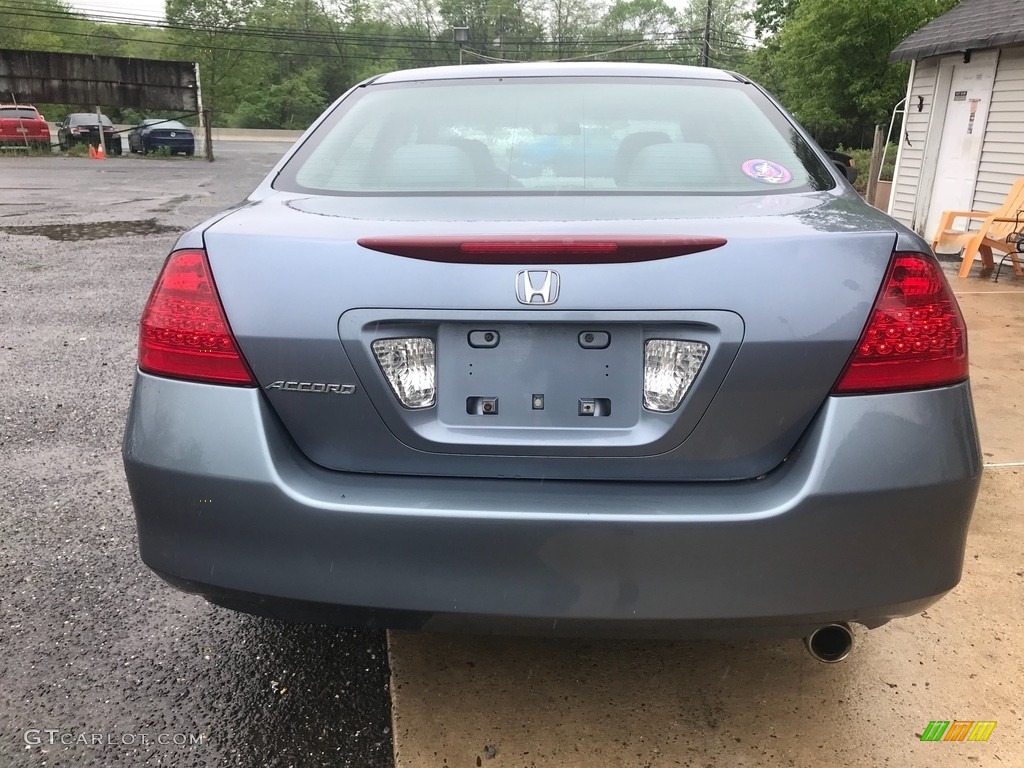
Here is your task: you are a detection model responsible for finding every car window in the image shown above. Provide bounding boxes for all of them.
[70,114,113,127]
[0,107,39,120]
[279,77,834,195]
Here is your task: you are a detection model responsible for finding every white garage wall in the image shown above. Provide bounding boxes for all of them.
[972,45,1024,210]
[890,58,939,229]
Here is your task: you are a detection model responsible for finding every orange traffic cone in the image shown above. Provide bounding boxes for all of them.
[95,141,105,159]
[88,144,96,158]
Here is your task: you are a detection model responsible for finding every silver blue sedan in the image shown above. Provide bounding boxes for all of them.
[122,63,981,662]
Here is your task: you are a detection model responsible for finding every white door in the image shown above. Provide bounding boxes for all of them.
[923,52,998,244]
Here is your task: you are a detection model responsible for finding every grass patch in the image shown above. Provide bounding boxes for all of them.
[837,144,898,197]
[0,145,57,158]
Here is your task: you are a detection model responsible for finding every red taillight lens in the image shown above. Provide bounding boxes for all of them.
[357,236,727,264]
[833,253,967,394]
[138,249,254,386]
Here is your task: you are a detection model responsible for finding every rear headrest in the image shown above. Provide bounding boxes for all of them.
[378,144,478,189]
[622,142,719,189]
[614,132,672,186]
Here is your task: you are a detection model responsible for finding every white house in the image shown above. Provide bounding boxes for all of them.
[888,0,1024,246]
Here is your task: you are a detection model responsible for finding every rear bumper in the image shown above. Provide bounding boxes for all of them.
[0,135,49,146]
[123,373,982,636]
[144,137,194,152]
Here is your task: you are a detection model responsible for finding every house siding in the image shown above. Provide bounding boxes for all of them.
[973,45,1024,210]
[890,58,938,228]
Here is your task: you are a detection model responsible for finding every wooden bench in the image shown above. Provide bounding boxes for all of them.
[930,178,1024,278]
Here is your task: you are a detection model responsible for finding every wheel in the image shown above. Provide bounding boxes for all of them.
[185,149,194,157]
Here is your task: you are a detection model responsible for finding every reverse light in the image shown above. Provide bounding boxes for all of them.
[372,338,436,408]
[833,253,968,394]
[643,339,709,412]
[138,249,254,386]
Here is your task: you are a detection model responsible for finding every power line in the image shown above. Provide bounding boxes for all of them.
[0,0,752,52]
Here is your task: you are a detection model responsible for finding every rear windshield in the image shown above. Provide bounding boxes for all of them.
[146,120,187,130]
[0,108,40,120]
[276,77,834,195]
[70,114,113,127]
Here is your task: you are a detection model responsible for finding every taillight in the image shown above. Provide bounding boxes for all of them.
[833,252,967,394]
[357,236,727,264]
[138,249,254,386]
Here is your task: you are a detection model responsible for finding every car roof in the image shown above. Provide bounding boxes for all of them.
[370,62,742,85]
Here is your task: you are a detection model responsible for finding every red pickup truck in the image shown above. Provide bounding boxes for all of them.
[0,104,51,148]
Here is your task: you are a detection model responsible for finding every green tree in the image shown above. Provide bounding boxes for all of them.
[594,0,679,62]
[748,0,797,39]
[165,0,260,117]
[546,0,601,59]
[676,0,752,69]
[232,66,327,127]
[759,0,957,146]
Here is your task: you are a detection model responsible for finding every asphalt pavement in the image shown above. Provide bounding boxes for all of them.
[0,146,393,768]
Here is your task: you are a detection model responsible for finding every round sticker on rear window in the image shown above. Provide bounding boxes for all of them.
[741,159,793,185]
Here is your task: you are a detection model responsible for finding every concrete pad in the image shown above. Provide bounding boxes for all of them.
[954,287,1024,464]
[390,470,1022,767]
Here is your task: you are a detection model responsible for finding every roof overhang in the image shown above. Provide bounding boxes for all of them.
[890,0,1024,63]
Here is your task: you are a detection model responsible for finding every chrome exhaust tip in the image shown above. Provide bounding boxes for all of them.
[804,622,854,663]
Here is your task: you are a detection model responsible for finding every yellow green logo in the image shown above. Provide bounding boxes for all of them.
[921,721,996,742]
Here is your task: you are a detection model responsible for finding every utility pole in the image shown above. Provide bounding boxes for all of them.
[700,0,712,67]
[453,26,469,64]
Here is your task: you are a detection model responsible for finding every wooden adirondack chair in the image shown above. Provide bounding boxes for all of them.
[930,178,1024,278]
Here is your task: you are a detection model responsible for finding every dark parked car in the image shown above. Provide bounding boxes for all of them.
[127,119,195,156]
[123,63,980,662]
[57,113,121,155]
[0,104,50,148]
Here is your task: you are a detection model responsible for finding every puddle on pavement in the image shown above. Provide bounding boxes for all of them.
[0,218,178,241]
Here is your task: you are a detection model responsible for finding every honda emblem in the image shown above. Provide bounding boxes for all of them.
[515,270,560,305]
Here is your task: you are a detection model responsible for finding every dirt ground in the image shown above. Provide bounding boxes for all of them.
[388,275,1024,768]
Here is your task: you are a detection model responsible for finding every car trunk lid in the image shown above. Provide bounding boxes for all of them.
[203,190,898,481]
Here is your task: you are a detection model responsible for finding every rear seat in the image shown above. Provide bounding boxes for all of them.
[621,142,719,189]
[378,144,478,189]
